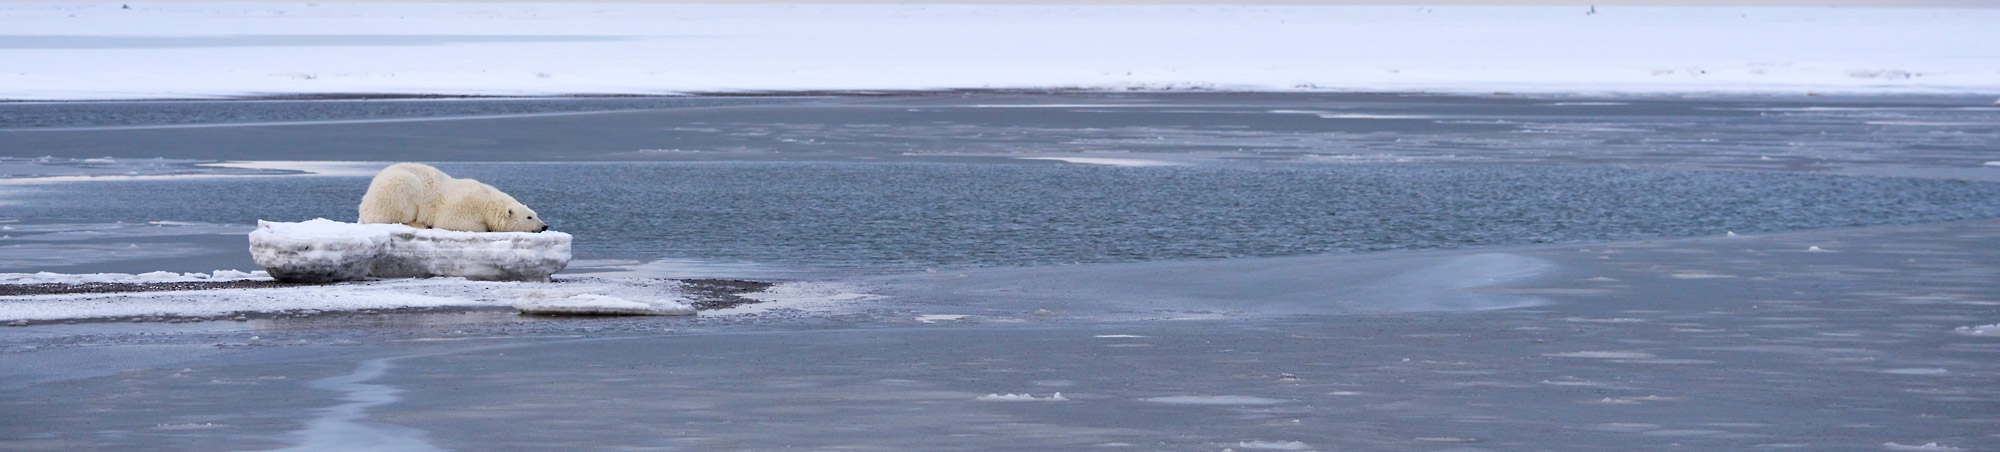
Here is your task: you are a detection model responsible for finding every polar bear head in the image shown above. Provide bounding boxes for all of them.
[494,204,549,233]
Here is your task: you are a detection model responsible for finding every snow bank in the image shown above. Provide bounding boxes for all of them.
[249,219,570,283]
[0,276,698,322]
[0,270,265,284]
[1,3,1996,100]
[513,293,694,316]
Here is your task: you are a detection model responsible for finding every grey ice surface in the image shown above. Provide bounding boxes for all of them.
[1,93,1997,451]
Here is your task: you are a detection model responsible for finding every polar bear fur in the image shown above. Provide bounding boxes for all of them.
[358,163,549,233]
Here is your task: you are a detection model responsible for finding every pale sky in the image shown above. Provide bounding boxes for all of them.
[33,0,2000,5]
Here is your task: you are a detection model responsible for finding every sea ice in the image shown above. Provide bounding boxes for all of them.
[0,270,266,284]
[249,219,570,283]
[513,294,694,316]
[1953,323,1999,336]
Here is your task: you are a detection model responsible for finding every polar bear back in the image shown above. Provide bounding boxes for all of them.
[358,163,546,233]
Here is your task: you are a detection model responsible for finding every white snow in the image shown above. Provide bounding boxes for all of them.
[2,3,1997,100]
[1883,443,1965,451]
[513,293,694,316]
[0,270,265,284]
[975,392,1068,402]
[915,314,970,323]
[703,281,881,316]
[249,219,571,282]
[1141,395,1289,405]
[249,219,401,283]
[1954,323,2000,336]
[1880,368,1950,375]
[0,275,701,322]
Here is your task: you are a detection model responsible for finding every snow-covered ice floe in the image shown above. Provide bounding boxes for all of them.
[0,276,699,322]
[249,219,570,283]
[0,270,265,284]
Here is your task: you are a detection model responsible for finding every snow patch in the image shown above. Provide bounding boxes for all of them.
[0,270,266,284]
[514,293,693,316]
[0,276,706,322]
[916,314,969,323]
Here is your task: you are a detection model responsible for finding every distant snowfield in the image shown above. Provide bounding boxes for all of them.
[2,2,1997,100]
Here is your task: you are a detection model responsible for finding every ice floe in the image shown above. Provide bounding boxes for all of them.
[0,276,705,322]
[1954,323,1999,336]
[250,219,570,283]
[0,270,265,284]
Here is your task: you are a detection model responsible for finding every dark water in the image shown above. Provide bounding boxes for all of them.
[7,161,1998,271]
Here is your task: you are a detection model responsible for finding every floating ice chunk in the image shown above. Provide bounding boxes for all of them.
[1883,442,1964,451]
[1094,334,1146,338]
[249,219,570,283]
[1881,368,1949,375]
[975,392,1068,402]
[1236,440,1311,450]
[916,314,969,323]
[1954,323,2000,336]
[514,294,693,316]
[368,226,573,282]
[1985,161,2000,167]
[249,219,400,283]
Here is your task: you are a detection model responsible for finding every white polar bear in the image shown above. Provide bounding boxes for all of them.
[358,163,549,233]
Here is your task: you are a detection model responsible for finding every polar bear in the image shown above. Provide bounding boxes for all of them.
[358,163,549,233]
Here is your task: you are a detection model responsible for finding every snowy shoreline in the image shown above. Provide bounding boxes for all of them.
[4,3,1998,100]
